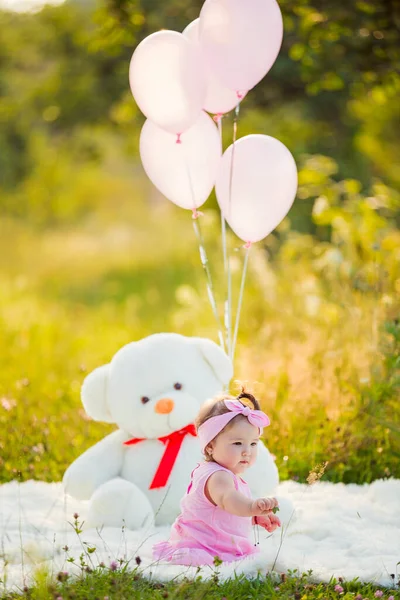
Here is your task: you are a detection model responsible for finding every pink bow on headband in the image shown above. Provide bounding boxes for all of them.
[197,399,270,453]
[224,400,270,429]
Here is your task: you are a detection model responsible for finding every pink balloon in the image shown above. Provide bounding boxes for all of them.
[129,31,206,135]
[199,0,283,93]
[215,135,297,243]
[183,19,247,115]
[140,111,221,210]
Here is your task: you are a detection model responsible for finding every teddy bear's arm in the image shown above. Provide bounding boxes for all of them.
[63,430,125,500]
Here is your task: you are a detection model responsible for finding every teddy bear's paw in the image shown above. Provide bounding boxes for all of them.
[84,478,154,531]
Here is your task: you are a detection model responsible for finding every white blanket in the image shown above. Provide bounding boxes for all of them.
[1,479,399,592]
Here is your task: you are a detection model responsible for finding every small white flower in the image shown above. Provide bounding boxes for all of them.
[1,397,17,411]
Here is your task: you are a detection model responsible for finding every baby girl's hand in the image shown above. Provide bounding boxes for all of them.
[252,497,279,516]
[253,513,281,532]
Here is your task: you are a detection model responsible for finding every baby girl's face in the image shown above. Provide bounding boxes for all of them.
[208,417,259,475]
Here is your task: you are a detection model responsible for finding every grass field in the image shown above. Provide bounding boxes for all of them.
[4,565,400,600]
[1,170,399,486]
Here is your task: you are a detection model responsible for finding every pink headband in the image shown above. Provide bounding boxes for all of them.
[197,399,270,453]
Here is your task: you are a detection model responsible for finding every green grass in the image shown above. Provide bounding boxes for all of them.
[3,563,400,599]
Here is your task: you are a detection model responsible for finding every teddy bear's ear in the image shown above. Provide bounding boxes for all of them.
[192,337,233,387]
[81,364,114,423]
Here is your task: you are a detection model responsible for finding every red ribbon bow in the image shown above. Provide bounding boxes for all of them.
[123,424,197,490]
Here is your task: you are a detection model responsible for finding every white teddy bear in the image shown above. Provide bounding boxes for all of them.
[63,333,279,530]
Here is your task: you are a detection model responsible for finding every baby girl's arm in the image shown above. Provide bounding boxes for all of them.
[206,471,279,517]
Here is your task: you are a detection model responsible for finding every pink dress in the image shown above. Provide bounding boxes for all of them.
[153,461,259,566]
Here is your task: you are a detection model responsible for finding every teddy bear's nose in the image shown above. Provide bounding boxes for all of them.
[155,398,175,414]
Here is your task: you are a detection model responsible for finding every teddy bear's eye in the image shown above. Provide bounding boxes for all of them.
[141,396,150,404]
[174,383,182,390]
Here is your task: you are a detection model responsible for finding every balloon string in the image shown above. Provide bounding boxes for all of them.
[192,213,226,353]
[182,148,225,351]
[231,243,251,361]
[228,102,240,221]
[226,100,241,361]
[217,116,232,358]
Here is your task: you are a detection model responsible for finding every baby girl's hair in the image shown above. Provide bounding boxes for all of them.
[195,389,261,460]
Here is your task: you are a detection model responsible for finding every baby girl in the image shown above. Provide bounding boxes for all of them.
[153,390,280,565]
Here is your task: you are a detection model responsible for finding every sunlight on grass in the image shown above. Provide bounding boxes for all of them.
[1,165,399,487]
